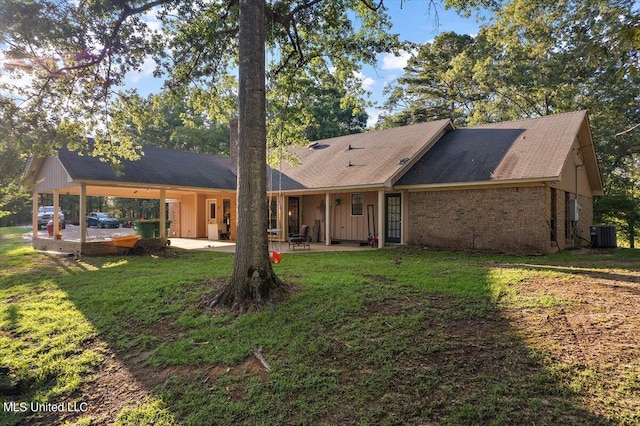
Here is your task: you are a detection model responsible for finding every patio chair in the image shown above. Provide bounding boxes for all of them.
[219,223,230,240]
[288,224,311,250]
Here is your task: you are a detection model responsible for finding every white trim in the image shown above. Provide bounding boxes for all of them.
[377,190,384,248]
[325,193,331,246]
[397,178,555,192]
[160,188,166,240]
[80,184,87,244]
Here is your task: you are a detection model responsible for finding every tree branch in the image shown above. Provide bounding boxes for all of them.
[615,123,640,137]
[51,0,173,76]
[359,0,385,12]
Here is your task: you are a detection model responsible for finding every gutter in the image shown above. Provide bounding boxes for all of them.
[395,177,559,192]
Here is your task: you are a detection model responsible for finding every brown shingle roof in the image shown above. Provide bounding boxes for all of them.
[269,119,453,191]
[397,110,599,186]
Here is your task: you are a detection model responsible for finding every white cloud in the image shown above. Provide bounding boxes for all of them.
[0,51,36,94]
[366,107,380,128]
[353,71,375,91]
[142,9,163,33]
[128,56,157,83]
[380,50,413,71]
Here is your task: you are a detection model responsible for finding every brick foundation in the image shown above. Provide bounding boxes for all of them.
[33,237,166,256]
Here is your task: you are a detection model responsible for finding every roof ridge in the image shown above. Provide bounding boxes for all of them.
[139,144,229,159]
[306,118,453,145]
[467,110,587,129]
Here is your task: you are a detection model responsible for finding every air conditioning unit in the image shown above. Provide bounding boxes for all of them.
[590,225,617,248]
[569,199,580,221]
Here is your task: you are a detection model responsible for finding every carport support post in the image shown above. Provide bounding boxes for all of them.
[159,189,166,240]
[325,192,331,246]
[80,184,87,244]
[32,192,38,240]
[377,190,385,248]
[53,190,60,239]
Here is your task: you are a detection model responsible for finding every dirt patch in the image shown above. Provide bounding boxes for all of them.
[501,267,640,367]
[498,265,640,419]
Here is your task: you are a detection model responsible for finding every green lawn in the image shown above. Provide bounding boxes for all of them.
[0,226,638,425]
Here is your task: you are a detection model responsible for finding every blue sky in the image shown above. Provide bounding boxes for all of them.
[123,1,486,127]
[359,0,485,125]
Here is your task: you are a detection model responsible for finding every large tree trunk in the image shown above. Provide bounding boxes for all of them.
[214,0,286,311]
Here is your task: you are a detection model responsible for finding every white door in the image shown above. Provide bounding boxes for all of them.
[206,199,218,240]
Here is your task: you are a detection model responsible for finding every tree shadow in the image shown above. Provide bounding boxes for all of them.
[504,262,640,296]
[6,250,621,425]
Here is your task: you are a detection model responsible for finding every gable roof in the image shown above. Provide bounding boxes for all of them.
[269,119,453,192]
[396,110,603,193]
[24,111,603,197]
[25,145,237,191]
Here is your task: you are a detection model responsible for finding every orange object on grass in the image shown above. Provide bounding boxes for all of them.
[269,251,282,264]
[110,235,142,248]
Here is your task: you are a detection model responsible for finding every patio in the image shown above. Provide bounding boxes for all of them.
[26,225,375,255]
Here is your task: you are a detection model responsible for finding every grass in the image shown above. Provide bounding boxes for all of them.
[0,226,639,425]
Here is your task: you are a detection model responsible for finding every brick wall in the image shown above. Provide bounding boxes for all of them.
[576,193,594,246]
[407,186,552,254]
[554,190,594,250]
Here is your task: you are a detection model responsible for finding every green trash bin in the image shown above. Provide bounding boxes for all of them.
[134,221,157,238]
[134,220,171,238]
[153,220,172,237]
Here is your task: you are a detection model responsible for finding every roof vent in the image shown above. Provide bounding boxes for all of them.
[399,157,410,165]
[346,144,364,151]
[308,141,319,149]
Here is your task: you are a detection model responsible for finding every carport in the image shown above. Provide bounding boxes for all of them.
[23,146,238,255]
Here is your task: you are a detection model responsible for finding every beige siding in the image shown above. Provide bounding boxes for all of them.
[197,194,208,237]
[180,194,197,238]
[329,191,378,242]
[171,192,236,239]
[300,194,326,242]
[558,137,595,197]
[34,157,77,193]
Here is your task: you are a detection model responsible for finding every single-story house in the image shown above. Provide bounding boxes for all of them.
[24,110,602,254]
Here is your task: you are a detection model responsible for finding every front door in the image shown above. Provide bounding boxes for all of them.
[385,194,401,243]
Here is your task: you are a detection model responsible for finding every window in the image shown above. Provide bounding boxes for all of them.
[223,199,231,225]
[550,188,557,241]
[351,193,364,216]
[564,191,571,240]
[209,201,216,220]
[269,199,278,230]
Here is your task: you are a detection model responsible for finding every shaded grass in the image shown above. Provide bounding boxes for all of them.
[1,227,638,425]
